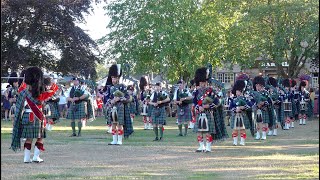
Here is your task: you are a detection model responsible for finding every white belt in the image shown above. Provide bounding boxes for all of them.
[25,109,32,113]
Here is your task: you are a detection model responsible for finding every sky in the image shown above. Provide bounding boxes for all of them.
[77,1,110,41]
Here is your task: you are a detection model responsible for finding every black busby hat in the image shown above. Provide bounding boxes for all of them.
[253,76,265,88]
[105,76,112,86]
[194,67,209,86]
[25,67,44,86]
[190,79,195,86]
[267,77,277,87]
[231,80,246,95]
[8,72,18,86]
[282,78,291,88]
[139,76,148,90]
[108,64,122,77]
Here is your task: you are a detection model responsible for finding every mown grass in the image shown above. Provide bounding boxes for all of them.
[1,116,319,179]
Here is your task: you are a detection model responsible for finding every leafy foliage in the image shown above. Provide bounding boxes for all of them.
[1,0,101,80]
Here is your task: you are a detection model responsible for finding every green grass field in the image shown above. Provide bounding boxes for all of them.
[1,116,319,179]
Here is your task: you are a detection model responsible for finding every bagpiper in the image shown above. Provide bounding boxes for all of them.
[229,80,253,146]
[107,64,134,145]
[266,77,281,136]
[139,76,153,130]
[11,66,58,163]
[149,82,170,141]
[252,76,272,140]
[193,67,220,152]
[173,80,193,136]
[297,78,312,125]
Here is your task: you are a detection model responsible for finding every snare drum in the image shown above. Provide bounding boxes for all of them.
[283,101,292,112]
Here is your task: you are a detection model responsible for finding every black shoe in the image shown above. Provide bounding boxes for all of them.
[153,137,159,141]
[177,133,183,137]
[69,133,76,137]
[77,133,81,137]
[159,137,163,141]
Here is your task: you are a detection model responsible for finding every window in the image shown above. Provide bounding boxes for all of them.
[217,73,224,83]
[224,73,234,83]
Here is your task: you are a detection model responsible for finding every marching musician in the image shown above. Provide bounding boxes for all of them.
[173,80,193,136]
[139,76,153,130]
[281,79,294,130]
[149,82,170,141]
[266,77,281,136]
[43,77,61,130]
[230,80,253,146]
[8,72,19,133]
[107,64,134,145]
[298,80,312,125]
[11,66,58,163]
[66,77,90,137]
[291,79,299,128]
[102,76,113,133]
[127,85,136,123]
[193,67,220,152]
[252,76,272,140]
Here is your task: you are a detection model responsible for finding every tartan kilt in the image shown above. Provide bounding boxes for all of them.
[291,100,299,117]
[194,110,215,134]
[66,101,86,120]
[103,105,111,124]
[255,108,270,124]
[276,103,284,124]
[214,107,229,140]
[129,102,136,114]
[230,112,251,130]
[123,104,134,138]
[151,106,166,125]
[21,112,46,139]
[177,104,192,123]
[268,105,276,127]
[46,102,60,120]
[147,105,153,117]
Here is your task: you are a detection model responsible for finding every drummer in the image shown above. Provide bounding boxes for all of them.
[281,79,293,130]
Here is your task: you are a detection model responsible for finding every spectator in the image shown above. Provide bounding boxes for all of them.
[58,88,68,118]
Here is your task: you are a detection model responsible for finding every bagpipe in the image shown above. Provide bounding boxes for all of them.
[177,89,193,106]
[157,91,169,108]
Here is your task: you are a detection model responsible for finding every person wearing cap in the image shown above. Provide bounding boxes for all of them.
[149,82,170,141]
[252,76,272,140]
[10,66,59,163]
[193,67,220,152]
[107,64,134,145]
[173,80,193,136]
[229,80,253,146]
[66,77,90,137]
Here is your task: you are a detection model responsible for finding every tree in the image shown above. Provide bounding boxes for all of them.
[100,0,223,83]
[218,0,319,78]
[1,0,102,80]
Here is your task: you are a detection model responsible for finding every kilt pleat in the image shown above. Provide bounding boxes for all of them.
[66,101,86,120]
[21,113,46,139]
[151,106,166,125]
[177,105,192,123]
